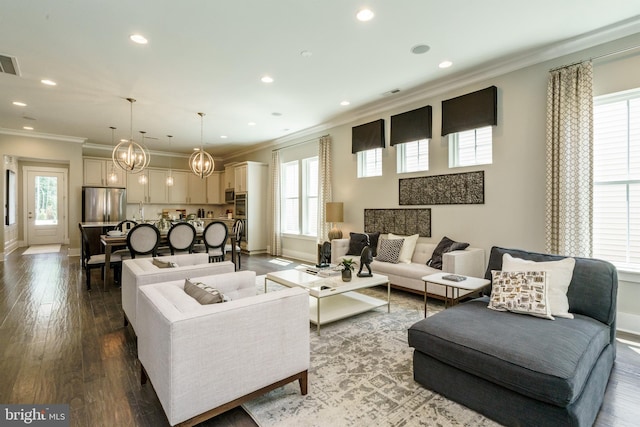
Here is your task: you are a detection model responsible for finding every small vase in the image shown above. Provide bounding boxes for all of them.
[341,269,352,282]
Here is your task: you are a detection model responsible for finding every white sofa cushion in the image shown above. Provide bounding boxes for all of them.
[388,233,419,263]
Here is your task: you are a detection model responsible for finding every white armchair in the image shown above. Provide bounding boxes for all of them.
[121,253,234,334]
[137,271,310,426]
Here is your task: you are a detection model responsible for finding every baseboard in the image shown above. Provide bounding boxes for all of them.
[617,311,640,336]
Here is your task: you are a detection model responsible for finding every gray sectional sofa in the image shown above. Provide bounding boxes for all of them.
[408,246,618,427]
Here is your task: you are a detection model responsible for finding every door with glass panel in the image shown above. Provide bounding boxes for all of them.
[25,167,67,245]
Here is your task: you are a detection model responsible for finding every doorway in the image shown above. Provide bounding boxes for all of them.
[23,166,68,245]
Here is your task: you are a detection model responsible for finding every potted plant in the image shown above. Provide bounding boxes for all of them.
[339,258,357,282]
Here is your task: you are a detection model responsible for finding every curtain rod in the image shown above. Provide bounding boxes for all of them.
[550,44,640,72]
[272,134,330,152]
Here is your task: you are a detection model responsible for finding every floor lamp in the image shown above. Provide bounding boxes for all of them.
[326,202,344,240]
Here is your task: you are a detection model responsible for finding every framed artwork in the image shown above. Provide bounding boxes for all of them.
[364,208,431,237]
[399,171,484,205]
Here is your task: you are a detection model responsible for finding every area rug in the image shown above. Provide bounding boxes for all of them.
[245,275,500,427]
[22,244,61,255]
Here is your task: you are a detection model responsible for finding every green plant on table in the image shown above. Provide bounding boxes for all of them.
[339,258,357,271]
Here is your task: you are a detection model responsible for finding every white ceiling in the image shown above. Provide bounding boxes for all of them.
[1,1,639,158]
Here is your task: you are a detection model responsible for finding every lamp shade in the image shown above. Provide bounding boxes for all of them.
[326,202,344,223]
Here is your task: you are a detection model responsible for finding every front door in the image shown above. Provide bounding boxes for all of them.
[24,167,67,245]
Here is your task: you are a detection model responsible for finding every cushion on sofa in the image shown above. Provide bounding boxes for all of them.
[366,232,381,256]
[408,298,611,407]
[488,271,553,320]
[427,236,470,269]
[184,279,227,305]
[346,232,369,255]
[388,233,419,263]
[152,258,178,268]
[376,238,404,263]
[502,253,575,319]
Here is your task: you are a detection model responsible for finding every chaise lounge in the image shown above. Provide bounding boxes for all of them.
[408,246,618,426]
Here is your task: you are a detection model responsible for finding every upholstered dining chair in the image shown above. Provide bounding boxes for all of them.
[79,223,122,290]
[115,219,138,233]
[224,219,244,270]
[126,223,161,259]
[203,221,228,262]
[167,222,197,255]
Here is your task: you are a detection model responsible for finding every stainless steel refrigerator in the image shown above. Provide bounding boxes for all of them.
[82,186,127,222]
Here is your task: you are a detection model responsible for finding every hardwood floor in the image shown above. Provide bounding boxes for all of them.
[1,248,639,426]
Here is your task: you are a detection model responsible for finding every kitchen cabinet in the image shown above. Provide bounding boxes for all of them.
[187,174,208,204]
[127,169,168,203]
[234,164,247,193]
[206,171,224,204]
[167,171,189,204]
[224,163,237,190]
[234,161,268,253]
[83,158,126,187]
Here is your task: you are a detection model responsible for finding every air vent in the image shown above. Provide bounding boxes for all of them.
[382,88,401,97]
[0,54,19,76]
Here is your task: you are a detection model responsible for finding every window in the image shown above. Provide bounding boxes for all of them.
[593,89,640,269]
[397,139,429,173]
[281,156,319,236]
[448,126,492,167]
[357,148,382,177]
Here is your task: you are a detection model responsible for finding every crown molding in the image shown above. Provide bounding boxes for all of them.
[82,142,223,162]
[0,128,87,143]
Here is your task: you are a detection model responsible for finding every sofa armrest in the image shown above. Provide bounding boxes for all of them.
[442,247,485,278]
[330,238,350,263]
[137,284,310,426]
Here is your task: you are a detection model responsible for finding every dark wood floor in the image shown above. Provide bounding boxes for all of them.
[1,248,639,426]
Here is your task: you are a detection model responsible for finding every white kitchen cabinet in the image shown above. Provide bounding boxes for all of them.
[168,171,189,204]
[127,168,168,203]
[206,171,223,204]
[234,164,247,193]
[224,163,237,190]
[187,174,208,204]
[83,158,126,187]
[234,161,267,253]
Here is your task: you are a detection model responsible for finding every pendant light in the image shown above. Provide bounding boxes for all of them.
[137,131,149,184]
[107,126,119,184]
[166,135,174,186]
[189,112,214,178]
[112,98,150,174]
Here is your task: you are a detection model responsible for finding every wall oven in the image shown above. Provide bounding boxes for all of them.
[234,193,247,219]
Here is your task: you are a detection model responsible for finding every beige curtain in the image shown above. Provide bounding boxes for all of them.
[318,135,332,243]
[545,61,593,257]
[270,150,282,256]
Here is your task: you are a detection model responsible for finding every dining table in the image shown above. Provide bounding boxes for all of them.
[100,228,236,291]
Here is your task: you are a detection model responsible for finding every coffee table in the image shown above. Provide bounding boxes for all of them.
[421,272,490,317]
[265,269,390,334]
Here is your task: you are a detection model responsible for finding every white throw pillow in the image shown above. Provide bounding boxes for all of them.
[388,233,419,264]
[501,253,576,319]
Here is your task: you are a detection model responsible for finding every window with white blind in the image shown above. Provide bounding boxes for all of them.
[357,148,382,177]
[448,126,492,167]
[281,156,319,236]
[397,139,429,173]
[593,89,640,269]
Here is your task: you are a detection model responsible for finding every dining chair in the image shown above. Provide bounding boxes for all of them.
[225,219,244,270]
[167,222,197,255]
[116,219,138,233]
[203,221,228,262]
[79,223,122,290]
[127,223,161,259]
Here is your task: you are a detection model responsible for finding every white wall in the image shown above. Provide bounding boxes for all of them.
[232,33,640,333]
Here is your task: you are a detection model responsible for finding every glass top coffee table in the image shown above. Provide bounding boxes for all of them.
[265,269,390,334]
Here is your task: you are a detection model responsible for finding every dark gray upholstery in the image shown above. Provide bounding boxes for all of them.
[409,246,618,427]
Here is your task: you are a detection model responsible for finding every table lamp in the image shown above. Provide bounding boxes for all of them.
[326,202,344,240]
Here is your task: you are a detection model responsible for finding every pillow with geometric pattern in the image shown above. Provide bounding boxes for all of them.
[375,238,404,263]
[488,271,554,320]
[184,279,228,305]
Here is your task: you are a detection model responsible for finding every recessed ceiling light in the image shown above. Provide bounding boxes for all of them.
[130,34,148,44]
[340,100,350,106]
[12,101,27,107]
[261,75,274,83]
[356,9,374,21]
[248,122,256,126]
[439,60,453,69]
[220,135,228,139]
[300,50,312,58]
[272,112,282,116]
[411,44,431,54]
[23,126,34,130]
[41,79,56,86]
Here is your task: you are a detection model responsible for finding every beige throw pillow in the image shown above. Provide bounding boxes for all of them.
[184,279,226,305]
[388,233,419,264]
[501,253,575,319]
[152,258,177,268]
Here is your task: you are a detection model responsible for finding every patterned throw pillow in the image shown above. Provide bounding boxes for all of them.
[488,271,554,320]
[375,238,405,263]
[152,258,177,268]
[184,279,227,305]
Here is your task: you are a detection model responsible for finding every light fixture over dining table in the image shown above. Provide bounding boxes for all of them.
[189,112,215,179]
[112,97,150,174]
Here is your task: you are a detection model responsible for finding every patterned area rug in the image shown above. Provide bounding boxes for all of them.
[22,244,61,255]
[245,276,500,427]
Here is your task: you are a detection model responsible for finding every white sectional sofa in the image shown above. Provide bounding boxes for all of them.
[121,253,235,334]
[137,271,310,426]
[331,234,485,300]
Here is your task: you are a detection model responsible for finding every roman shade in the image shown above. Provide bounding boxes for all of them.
[390,105,432,146]
[352,119,385,153]
[441,86,497,136]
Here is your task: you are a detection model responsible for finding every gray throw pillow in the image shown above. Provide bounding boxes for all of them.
[347,232,369,255]
[184,279,226,305]
[376,238,404,263]
[427,236,470,269]
[152,258,177,268]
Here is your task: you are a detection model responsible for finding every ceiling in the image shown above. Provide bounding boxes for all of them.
[1,1,639,158]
